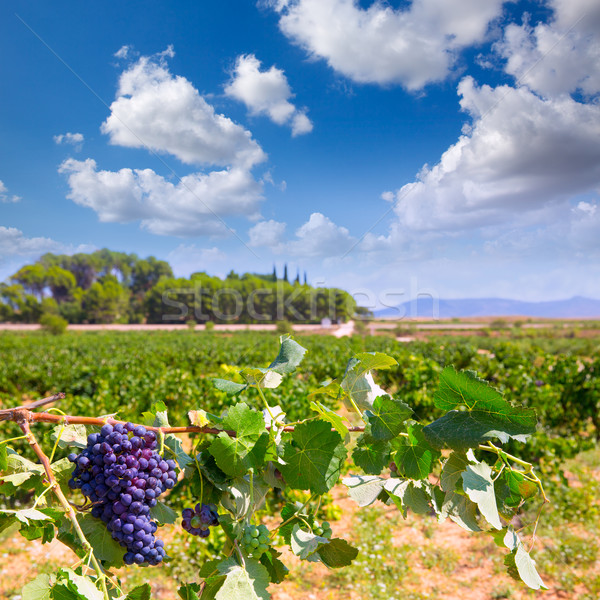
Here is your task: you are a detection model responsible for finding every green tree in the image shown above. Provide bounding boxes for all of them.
[83,276,130,323]
[46,266,77,303]
[12,263,47,300]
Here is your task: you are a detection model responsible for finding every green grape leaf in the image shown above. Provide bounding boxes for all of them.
[60,568,103,600]
[0,512,17,535]
[393,423,440,480]
[177,582,202,600]
[308,379,341,401]
[343,475,386,507]
[165,434,193,470]
[125,583,152,600]
[51,458,74,489]
[209,403,266,477]
[0,449,45,495]
[309,401,349,439]
[317,538,358,568]
[278,503,310,544]
[341,372,387,412]
[440,491,482,532]
[340,352,397,411]
[268,336,307,375]
[1,471,34,487]
[213,378,248,396]
[505,470,538,501]
[503,530,547,590]
[215,557,271,600]
[48,583,81,600]
[2,508,52,525]
[423,367,538,450]
[150,501,178,524]
[462,462,502,530]
[349,352,399,373]
[364,396,412,441]
[188,410,210,427]
[50,425,87,449]
[440,450,475,493]
[384,479,431,516]
[240,367,283,389]
[150,401,170,428]
[259,548,289,584]
[22,573,55,600]
[78,515,125,568]
[290,524,329,559]
[201,575,227,600]
[352,435,390,475]
[218,476,269,520]
[279,420,346,494]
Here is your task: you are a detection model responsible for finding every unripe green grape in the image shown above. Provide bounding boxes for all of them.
[250,528,259,538]
[250,538,259,548]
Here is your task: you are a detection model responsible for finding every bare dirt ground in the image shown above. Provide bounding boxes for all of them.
[1,480,589,600]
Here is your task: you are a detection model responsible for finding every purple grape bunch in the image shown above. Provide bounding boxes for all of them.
[181,503,219,537]
[67,422,177,566]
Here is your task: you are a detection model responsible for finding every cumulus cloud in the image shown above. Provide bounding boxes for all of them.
[0,180,21,203]
[246,213,355,258]
[0,227,68,258]
[248,219,287,248]
[59,158,263,237]
[496,0,600,98]
[287,213,356,257]
[386,77,600,232]
[225,54,313,135]
[101,49,266,168]
[270,0,508,89]
[54,132,85,150]
[0,227,95,282]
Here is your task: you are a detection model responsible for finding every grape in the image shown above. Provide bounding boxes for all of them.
[240,524,270,557]
[67,423,175,566]
[313,521,332,539]
[181,503,219,537]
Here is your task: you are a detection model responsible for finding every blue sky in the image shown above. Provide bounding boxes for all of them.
[1,0,599,308]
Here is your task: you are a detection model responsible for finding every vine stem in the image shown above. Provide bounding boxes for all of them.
[1,405,368,436]
[18,420,110,600]
[479,441,549,503]
[272,494,317,540]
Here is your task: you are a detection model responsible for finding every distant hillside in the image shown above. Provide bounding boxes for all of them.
[375,296,600,319]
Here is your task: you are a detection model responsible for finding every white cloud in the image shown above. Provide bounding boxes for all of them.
[496,0,600,98]
[225,54,313,135]
[114,45,134,60]
[246,213,355,258]
[59,158,263,237]
[0,227,95,282]
[248,219,287,248]
[0,180,21,203]
[0,226,67,258]
[388,77,600,232]
[54,132,85,149]
[288,212,356,257]
[271,0,508,89]
[101,49,266,168]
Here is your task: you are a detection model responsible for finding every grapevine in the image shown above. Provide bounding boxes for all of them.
[0,336,549,599]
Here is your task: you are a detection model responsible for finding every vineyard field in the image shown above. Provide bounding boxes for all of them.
[0,330,599,599]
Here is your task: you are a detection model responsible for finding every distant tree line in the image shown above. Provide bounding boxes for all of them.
[0,250,356,324]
